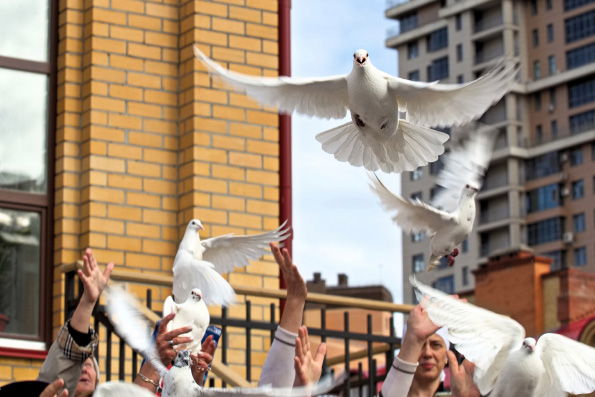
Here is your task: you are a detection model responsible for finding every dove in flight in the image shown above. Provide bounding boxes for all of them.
[194,45,515,173]
[430,122,498,212]
[411,276,595,397]
[173,219,290,306]
[163,289,210,355]
[369,173,477,270]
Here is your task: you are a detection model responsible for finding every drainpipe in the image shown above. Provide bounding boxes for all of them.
[278,0,291,315]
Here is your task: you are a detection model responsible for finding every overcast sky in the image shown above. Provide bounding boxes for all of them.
[290,0,406,313]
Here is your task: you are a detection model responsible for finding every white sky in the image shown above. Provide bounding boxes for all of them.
[290,0,405,316]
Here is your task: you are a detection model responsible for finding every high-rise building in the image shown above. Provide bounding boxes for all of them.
[386,0,595,303]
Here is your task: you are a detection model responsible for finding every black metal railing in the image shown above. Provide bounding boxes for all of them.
[64,270,402,396]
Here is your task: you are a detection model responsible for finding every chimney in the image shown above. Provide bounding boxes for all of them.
[338,273,348,286]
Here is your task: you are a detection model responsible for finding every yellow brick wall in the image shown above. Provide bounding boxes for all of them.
[1,0,281,386]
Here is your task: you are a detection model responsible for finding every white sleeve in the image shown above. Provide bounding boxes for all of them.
[380,355,418,397]
[258,325,298,387]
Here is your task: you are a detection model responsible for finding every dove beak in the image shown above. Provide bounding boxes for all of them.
[198,224,204,231]
[356,57,366,67]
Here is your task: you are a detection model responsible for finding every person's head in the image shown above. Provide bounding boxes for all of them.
[75,357,99,396]
[415,331,449,383]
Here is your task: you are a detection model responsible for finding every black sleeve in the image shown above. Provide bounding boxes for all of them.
[67,321,92,347]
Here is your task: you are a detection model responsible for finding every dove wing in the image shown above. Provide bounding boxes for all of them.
[200,221,290,274]
[410,276,525,395]
[387,60,516,128]
[535,333,595,396]
[105,286,168,377]
[194,46,349,119]
[94,381,157,397]
[369,173,454,235]
[431,123,498,212]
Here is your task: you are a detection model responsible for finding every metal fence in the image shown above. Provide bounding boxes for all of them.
[64,268,407,396]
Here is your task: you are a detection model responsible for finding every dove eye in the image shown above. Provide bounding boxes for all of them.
[465,184,470,188]
[366,52,369,57]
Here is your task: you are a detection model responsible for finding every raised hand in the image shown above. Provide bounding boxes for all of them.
[293,326,326,387]
[79,248,114,305]
[155,313,193,366]
[39,378,68,397]
[448,351,480,397]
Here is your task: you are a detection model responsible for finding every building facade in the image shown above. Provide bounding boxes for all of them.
[386,0,595,303]
[0,0,286,385]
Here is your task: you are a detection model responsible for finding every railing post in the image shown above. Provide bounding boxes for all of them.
[367,314,374,394]
[344,311,350,394]
[246,300,252,382]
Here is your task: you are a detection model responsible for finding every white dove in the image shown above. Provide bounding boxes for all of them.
[163,289,210,354]
[194,45,516,173]
[369,174,477,270]
[104,287,339,397]
[410,276,595,397]
[431,122,498,212]
[173,219,289,306]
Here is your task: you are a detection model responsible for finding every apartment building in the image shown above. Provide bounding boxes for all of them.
[385,0,595,303]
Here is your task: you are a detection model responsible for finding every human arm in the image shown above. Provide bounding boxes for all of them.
[448,351,480,397]
[293,326,326,387]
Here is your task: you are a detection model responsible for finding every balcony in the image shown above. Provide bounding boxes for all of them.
[473,16,503,34]
[474,48,504,66]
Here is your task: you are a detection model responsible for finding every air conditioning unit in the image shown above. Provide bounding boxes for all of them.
[559,152,569,163]
[559,171,568,181]
[560,187,570,197]
[563,232,574,244]
[548,104,555,113]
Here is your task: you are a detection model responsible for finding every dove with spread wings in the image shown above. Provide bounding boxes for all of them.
[411,277,595,397]
[194,45,515,174]
[172,219,290,306]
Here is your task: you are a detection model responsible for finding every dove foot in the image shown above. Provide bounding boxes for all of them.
[450,248,459,257]
[447,256,455,267]
[354,114,366,128]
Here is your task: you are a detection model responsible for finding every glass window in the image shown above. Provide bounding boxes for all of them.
[462,239,469,253]
[430,156,444,175]
[533,60,541,79]
[408,70,420,81]
[533,29,539,47]
[546,0,552,9]
[411,191,423,201]
[433,276,455,294]
[400,13,418,33]
[526,183,560,213]
[535,92,542,111]
[565,10,595,43]
[457,44,463,62]
[551,120,558,138]
[566,42,595,70]
[413,254,425,273]
[572,179,585,199]
[528,217,564,245]
[408,42,419,59]
[536,125,543,143]
[570,110,595,134]
[565,0,595,12]
[531,0,538,15]
[412,232,425,243]
[428,57,449,81]
[574,213,586,232]
[550,88,556,106]
[544,250,565,271]
[457,74,464,84]
[547,24,554,42]
[456,14,462,31]
[571,147,583,166]
[525,152,560,180]
[411,168,423,181]
[0,0,54,343]
[568,76,595,108]
[427,27,448,52]
[574,247,587,266]
[548,55,556,74]
[462,266,469,286]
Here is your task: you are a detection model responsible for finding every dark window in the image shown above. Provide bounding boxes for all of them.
[456,13,462,31]
[528,217,564,245]
[565,10,595,43]
[457,74,464,83]
[457,44,463,62]
[546,0,552,9]
[462,239,469,253]
[432,276,455,294]
[551,120,558,138]
[408,70,420,81]
[574,213,586,232]
[533,29,540,47]
[574,247,587,266]
[568,76,595,108]
[535,92,542,111]
[430,156,444,175]
[531,0,538,15]
[571,147,583,166]
[427,27,448,52]
[570,110,595,134]
[549,55,556,74]
[411,191,423,201]
[413,254,425,273]
[567,42,595,70]
[534,60,541,79]
[0,0,55,342]
[550,88,557,108]
[437,256,449,269]
[462,266,469,286]
[525,152,560,180]
[412,232,425,243]
[408,42,419,59]
[400,13,418,33]
[572,179,585,199]
[428,57,449,80]
[545,250,565,271]
[526,184,560,213]
[547,24,554,42]
[536,125,543,143]
[565,0,595,11]
[411,168,423,180]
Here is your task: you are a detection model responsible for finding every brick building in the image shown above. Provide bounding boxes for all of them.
[0,0,289,386]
